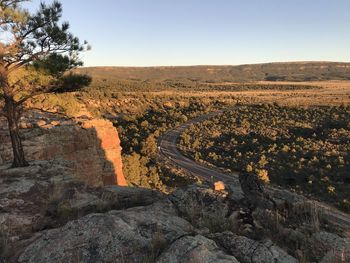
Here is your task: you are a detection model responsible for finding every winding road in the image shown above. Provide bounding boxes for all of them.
[158,110,350,228]
[159,111,239,183]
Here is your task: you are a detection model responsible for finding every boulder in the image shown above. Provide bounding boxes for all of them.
[0,161,74,236]
[50,120,60,126]
[209,231,298,263]
[320,248,350,263]
[157,235,239,263]
[312,231,350,251]
[18,122,33,129]
[214,181,225,191]
[17,200,194,263]
[265,187,306,207]
[225,178,245,203]
[35,120,47,127]
[169,185,230,230]
[313,231,350,263]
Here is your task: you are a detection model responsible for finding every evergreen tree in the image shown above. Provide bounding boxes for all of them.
[0,0,91,167]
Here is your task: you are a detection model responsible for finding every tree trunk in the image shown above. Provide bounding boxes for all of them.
[4,96,29,168]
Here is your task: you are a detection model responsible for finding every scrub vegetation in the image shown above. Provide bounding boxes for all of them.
[179,104,350,212]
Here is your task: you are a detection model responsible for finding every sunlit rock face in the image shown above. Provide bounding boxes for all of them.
[0,110,127,186]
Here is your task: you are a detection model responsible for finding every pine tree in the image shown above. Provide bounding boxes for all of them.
[0,0,91,167]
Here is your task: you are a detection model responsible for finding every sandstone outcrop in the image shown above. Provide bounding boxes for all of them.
[0,110,127,186]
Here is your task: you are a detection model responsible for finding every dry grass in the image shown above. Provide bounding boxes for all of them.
[0,225,13,261]
[252,201,332,262]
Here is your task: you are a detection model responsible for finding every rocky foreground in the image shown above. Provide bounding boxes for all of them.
[0,161,349,263]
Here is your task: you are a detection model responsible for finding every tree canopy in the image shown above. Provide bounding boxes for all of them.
[0,0,91,167]
[0,0,91,98]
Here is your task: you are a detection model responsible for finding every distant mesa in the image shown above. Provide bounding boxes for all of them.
[76,62,350,82]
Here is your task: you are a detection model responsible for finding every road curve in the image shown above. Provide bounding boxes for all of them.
[158,110,350,228]
[159,111,239,184]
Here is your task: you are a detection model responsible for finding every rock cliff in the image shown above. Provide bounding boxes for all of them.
[0,110,127,186]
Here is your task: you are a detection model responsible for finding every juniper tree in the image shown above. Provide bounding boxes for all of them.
[0,0,91,167]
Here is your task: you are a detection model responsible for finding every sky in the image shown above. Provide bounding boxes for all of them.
[24,0,350,67]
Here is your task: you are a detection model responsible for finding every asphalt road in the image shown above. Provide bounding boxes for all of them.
[159,111,239,183]
[158,110,350,228]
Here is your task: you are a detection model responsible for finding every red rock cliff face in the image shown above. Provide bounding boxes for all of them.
[0,111,127,186]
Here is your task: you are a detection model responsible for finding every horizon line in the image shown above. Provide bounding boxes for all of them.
[81,60,350,68]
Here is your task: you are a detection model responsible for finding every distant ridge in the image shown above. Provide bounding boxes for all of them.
[76,62,350,82]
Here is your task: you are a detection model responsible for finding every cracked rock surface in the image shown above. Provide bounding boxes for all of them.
[157,235,239,263]
[2,163,349,263]
[209,231,298,263]
[18,200,193,263]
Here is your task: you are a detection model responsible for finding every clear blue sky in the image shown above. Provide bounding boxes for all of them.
[25,0,350,67]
